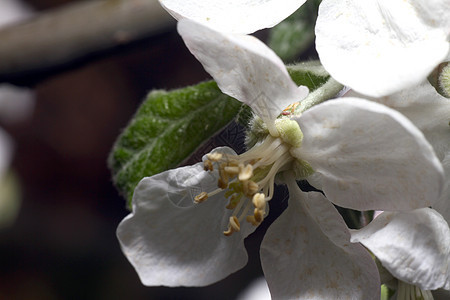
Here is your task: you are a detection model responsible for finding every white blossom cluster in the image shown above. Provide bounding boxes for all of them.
[117,1,450,299]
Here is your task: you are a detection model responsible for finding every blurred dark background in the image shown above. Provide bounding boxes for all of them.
[0,0,285,299]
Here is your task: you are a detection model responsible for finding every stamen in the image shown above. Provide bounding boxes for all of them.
[237,135,279,161]
[246,215,259,226]
[246,208,264,226]
[241,180,259,198]
[246,193,266,226]
[223,216,240,236]
[253,209,263,222]
[204,159,213,171]
[247,181,259,196]
[265,176,275,201]
[252,193,266,210]
[198,128,304,236]
[238,164,253,181]
[207,152,223,162]
[224,166,240,175]
[228,159,239,167]
[257,151,293,188]
[194,192,208,203]
[252,142,290,170]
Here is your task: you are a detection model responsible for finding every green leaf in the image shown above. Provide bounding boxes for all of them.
[108,81,242,206]
[268,0,322,63]
[287,61,330,91]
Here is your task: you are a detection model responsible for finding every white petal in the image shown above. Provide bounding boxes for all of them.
[346,81,450,161]
[316,0,450,97]
[260,178,380,299]
[117,156,256,287]
[351,209,450,290]
[295,98,444,211]
[160,0,306,34]
[177,19,308,125]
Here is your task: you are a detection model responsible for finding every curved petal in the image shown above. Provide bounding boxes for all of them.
[316,0,450,97]
[295,98,444,211]
[351,209,450,290]
[177,19,308,126]
[346,81,450,161]
[160,0,306,34]
[260,178,380,299]
[117,154,256,286]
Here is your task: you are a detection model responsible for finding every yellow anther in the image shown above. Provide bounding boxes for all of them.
[204,160,213,171]
[238,164,253,181]
[247,181,259,196]
[194,192,208,203]
[252,193,266,210]
[254,208,263,223]
[223,216,240,236]
[224,166,240,175]
[246,215,260,226]
[228,160,239,167]
[242,180,259,198]
[246,209,264,226]
[207,152,223,162]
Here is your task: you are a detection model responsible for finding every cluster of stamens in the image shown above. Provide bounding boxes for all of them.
[194,135,295,236]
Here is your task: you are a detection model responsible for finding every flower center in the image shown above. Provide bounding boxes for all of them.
[195,118,313,236]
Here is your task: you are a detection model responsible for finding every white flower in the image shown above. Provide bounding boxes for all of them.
[158,0,307,34]
[315,0,450,97]
[117,20,445,298]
